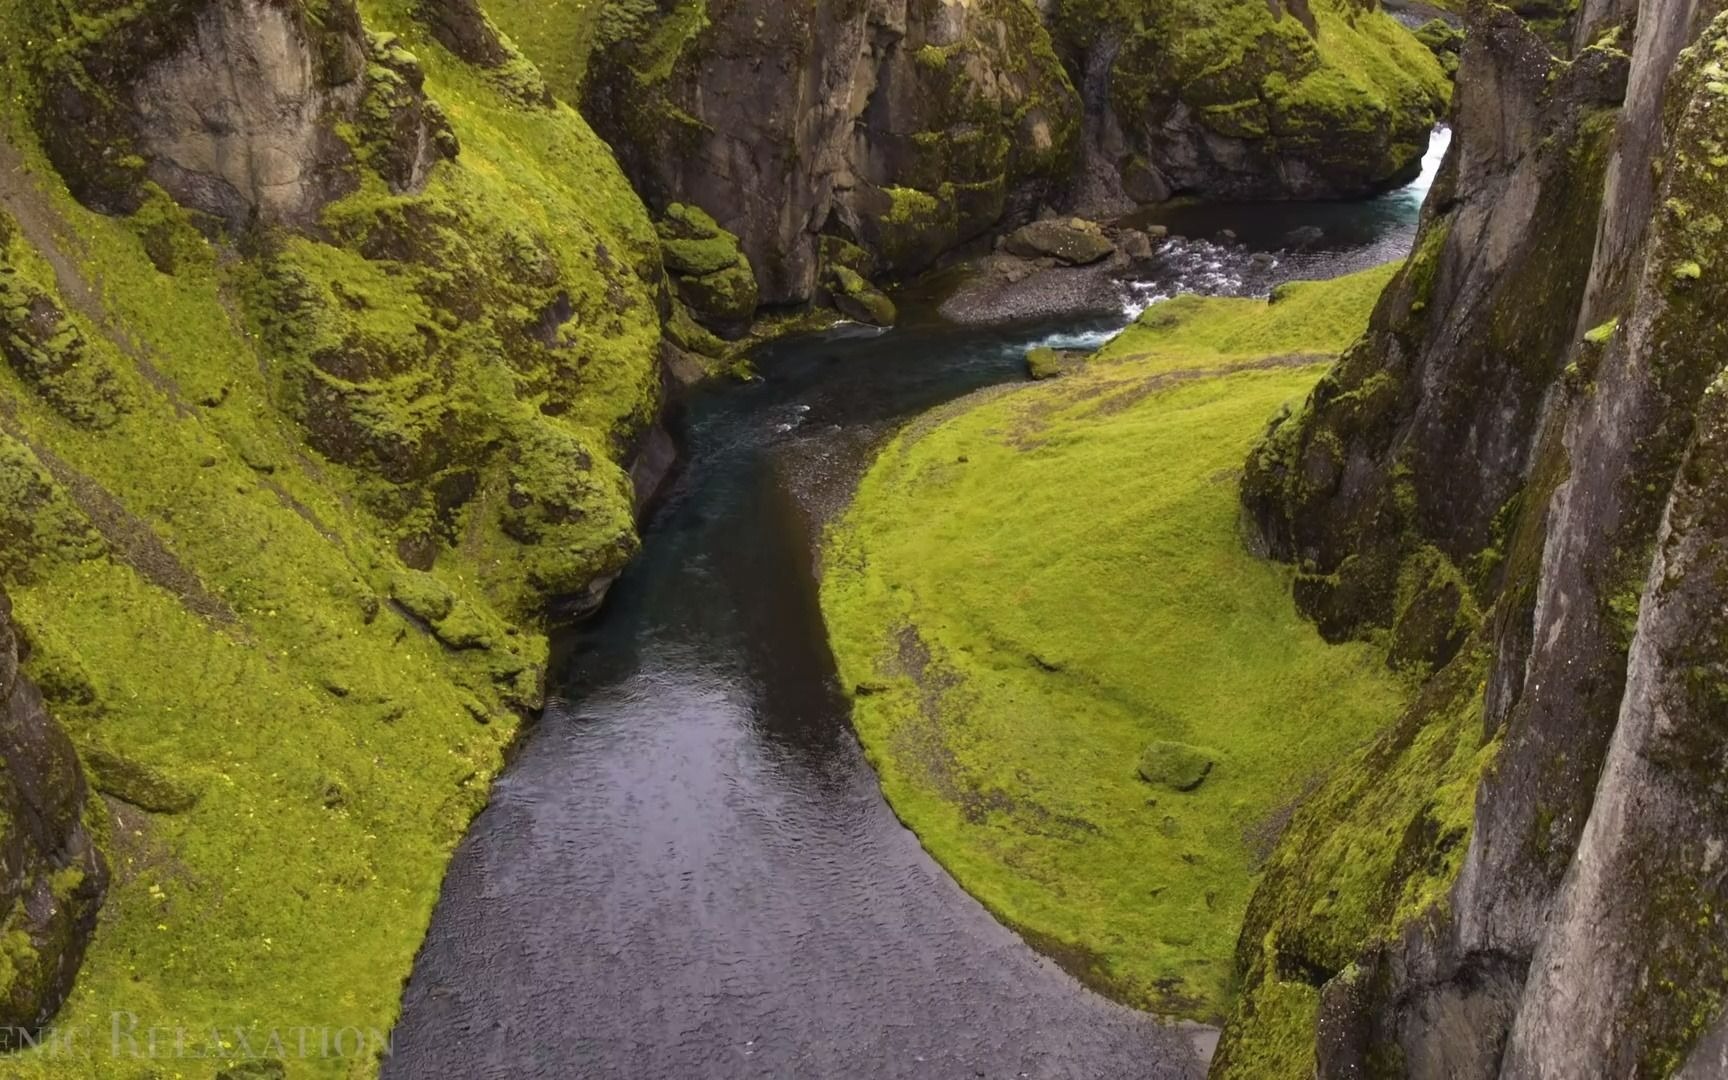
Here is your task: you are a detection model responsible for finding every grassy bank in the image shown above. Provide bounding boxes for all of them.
[820,265,1410,1021]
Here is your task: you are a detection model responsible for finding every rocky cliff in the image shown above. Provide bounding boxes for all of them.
[1049,0,1449,211]
[579,0,1082,306]
[1222,3,1728,1075]
[0,589,105,1044]
[491,0,1447,309]
[0,0,668,1065]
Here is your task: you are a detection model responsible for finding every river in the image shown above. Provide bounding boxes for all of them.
[384,128,1451,1080]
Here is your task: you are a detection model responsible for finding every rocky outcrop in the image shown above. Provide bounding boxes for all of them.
[1051,0,1451,212]
[574,0,1081,307]
[0,589,105,1043]
[38,0,455,226]
[1221,4,1728,1075]
[488,0,1445,319]
[657,203,759,338]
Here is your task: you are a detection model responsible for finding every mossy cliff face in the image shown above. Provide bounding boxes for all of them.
[1051,0,1450,208]
[560,0,1081,305]
[0,588,106,1042]
[497,0,1444,309]
[1222,4,1728,1074]
[0,0,666,1068]
[20,0,666,621]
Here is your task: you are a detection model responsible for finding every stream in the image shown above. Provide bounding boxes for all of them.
[385,129,1451,1080]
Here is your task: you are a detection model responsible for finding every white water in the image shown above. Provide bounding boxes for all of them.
[1100,124,1454,336]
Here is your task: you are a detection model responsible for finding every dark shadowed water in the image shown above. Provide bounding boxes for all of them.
[385,133,1449,1080]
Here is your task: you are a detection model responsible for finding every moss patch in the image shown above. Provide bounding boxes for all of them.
[821,266,1411,1021]
[1100,264,1401,371]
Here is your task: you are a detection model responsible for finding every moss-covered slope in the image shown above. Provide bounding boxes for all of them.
[0,0,665,1071]
[820,266,1408,1022]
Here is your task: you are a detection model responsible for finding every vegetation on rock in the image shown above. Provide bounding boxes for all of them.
[1051,0,1450,201]
[1220,6,1728,1074]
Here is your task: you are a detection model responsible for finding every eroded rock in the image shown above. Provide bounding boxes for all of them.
[40,0,454,227]
[1003,219,1116,266]
[0,590,106,1041]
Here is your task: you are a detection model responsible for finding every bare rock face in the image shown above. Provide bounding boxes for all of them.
[131,0,362,226]
[39,0,453,228]
[1222,3,1728,1074]
[0,590,106,1041]
[1242,7,1627,654]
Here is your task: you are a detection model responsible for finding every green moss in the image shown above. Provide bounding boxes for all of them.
[1209,966,1320,1079]
[657,202,748,277]
[1137,741,1218,792]
[391,569,455,622]
[664,300,728,359]
[465,0,603,100]
[0,239,128,429]
[1101,263,1400,371]
[821,268,1411,1021]
[79,745,202,814]
[1584,317,1620,345]
[1220,639,1498,1068]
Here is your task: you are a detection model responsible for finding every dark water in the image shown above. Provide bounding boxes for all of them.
[385,134,1449,1080]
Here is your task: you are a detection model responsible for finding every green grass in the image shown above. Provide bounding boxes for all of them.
[1097,262,1400,371]
[820,267,1412,1021]
[480,0,605,99]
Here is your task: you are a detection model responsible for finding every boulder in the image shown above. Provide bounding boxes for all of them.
[1003,219,1116,266]
[1117,230,1155,263]
[1136,741,1217,793]
[656,205,760,338]
[1025,346,1085,380]
[827,266,898,328]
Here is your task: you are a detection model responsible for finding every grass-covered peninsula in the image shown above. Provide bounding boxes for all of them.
[820,265,1411,1020]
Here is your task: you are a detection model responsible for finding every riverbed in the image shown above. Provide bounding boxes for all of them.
[384,129,1451,1080]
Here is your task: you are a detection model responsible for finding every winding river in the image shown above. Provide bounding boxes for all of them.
[386,130,1451,1080]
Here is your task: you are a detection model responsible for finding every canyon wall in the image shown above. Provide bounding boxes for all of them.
[1225,3,1728,1075]
[493,0,1448,307]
